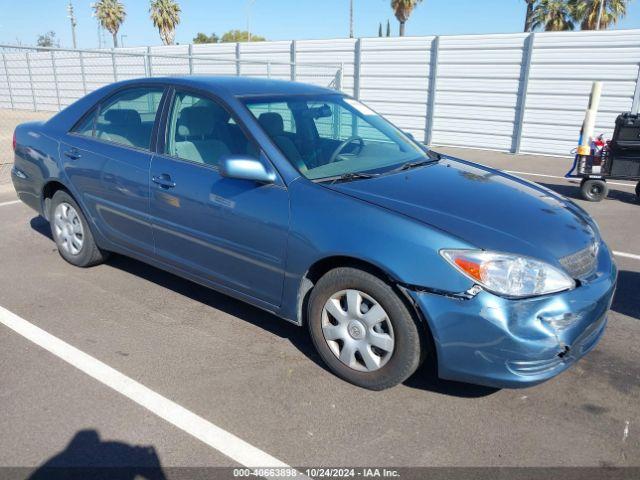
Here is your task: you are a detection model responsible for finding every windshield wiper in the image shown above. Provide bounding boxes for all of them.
[316,172,379,184]
[389,151,442,173]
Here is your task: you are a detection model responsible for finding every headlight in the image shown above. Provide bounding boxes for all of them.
[440,249,575,298]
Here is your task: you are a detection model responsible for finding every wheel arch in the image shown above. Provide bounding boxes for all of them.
[297,255,436,363]
[41,179,72,220]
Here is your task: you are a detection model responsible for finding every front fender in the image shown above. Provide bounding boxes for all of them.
[279,179,475,323]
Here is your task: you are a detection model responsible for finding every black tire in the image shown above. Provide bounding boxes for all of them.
[49,190,107,267]
[636,182,640,202]
[580,178,608,202]
[307,267,424,390]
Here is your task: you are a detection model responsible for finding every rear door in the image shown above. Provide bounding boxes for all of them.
[61,86,166,256]
[149,88,289,307]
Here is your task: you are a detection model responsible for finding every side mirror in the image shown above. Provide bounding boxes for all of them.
[404,131,415,141]
[219,155,276,184]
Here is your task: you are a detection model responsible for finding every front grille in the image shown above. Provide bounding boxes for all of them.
[559,243,598,279]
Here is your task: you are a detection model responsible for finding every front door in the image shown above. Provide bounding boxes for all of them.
[149,89,289,306]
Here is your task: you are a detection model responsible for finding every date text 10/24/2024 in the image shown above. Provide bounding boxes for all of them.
[233,468,401,478]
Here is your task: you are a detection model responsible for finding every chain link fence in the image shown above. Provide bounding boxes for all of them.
[0,44,343,184]
[0,44,344,111]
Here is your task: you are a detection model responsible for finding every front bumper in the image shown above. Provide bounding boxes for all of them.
[409,243,617,388]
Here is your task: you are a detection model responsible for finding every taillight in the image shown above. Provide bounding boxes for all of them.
[12,131,16,151]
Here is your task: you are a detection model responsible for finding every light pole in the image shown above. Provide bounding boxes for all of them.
[67,1,78,48]
[120,34,127,47]
[349,0,354,38]
[246,0,257,42]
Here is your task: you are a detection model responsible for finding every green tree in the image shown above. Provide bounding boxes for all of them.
[36,31,60,48]
[386,19,391,36]
[378,23,383,37]
[569,0,630,30]
[92,0,126,47]
[150,0,181,45]
[523,0,537,32]
[532,0,574,31]
[193,32,219,44]
[390,0,423,36]
[220,30,265,43]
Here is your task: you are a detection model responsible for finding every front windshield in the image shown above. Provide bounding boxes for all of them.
[243,95,428,180]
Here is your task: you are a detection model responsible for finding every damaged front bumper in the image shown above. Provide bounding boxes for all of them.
[408,243,617,388]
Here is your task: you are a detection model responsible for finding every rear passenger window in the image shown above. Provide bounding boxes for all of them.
[166,92,257,167]
[94,87,164,149]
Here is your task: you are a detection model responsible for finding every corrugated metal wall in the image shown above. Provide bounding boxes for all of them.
[521,30,640,155]
[434,33,527,152]
[359,36,434,141]
[1,30,639,157]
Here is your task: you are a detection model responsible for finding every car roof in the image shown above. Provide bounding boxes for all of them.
[114,76,339,98]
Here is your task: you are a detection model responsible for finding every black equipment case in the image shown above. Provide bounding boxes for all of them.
[609,113,640,178]
[568,112,640,202]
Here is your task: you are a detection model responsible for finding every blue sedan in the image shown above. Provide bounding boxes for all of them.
[11,77,617,390]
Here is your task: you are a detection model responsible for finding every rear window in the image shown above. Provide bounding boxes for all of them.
[72,87,164,150]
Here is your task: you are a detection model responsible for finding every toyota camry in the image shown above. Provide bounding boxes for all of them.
[11,77,617,390]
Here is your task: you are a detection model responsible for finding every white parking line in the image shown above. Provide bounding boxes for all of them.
[0,200,20,208]
[613,251,640,261]
[505,170,637,189]
[0,305,295,473]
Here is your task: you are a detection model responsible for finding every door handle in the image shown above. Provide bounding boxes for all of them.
[63,148,81,160]
[152,174,176,189]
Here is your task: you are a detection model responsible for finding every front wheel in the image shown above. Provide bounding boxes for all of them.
[307,267,424,390]
[636,181,640,202]
[580,178,608,202]
[50,190,108,267]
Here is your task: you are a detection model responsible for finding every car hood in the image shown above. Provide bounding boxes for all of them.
[325,157,598,265]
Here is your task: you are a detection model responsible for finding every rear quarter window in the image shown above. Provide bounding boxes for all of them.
[71,109,97,138]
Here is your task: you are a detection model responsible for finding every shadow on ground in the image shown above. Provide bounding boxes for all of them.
[28,429,166,480]
[612,270,640,321]
[30,215,492,398]
[404,360,498,398]
[538,181,639,205]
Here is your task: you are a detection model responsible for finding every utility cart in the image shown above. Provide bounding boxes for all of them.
[567,112,640,202]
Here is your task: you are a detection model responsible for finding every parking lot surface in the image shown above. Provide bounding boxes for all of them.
[0,133,639,476]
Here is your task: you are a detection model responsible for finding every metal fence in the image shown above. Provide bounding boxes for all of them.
[0,43,343,183]
[1,29,639,165]
[0,44,343,110]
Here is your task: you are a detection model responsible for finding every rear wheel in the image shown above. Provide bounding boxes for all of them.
[580,178,608,202]
[50,190,107,267]
[636,181,640,202]
[307,267,424,390]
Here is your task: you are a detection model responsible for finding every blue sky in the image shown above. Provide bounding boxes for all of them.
[1,0,639,48]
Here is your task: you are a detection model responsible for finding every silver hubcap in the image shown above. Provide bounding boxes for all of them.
[53,202,84,255]
[321,289,395,372]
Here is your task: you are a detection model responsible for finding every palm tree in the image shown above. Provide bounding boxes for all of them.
[523,0,537,32]
[532,0,574,31]
[150,0,181,45]
[569,0,630,30]
[390,0,423,36]
[92,0,126,48]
